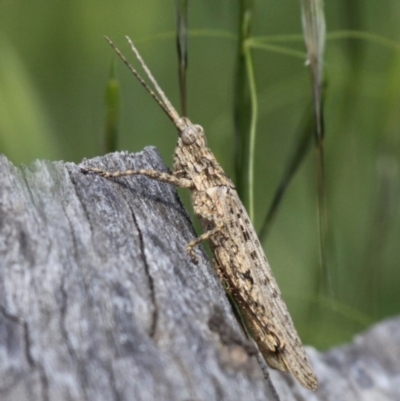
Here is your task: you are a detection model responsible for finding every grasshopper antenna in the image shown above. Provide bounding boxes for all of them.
[104,36,183,130]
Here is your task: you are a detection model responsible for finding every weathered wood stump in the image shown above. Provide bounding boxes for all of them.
[0,147,399,401]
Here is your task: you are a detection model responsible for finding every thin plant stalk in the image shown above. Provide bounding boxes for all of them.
[174,0,189,116]
[233,0,254,216]
[244,45,258,221]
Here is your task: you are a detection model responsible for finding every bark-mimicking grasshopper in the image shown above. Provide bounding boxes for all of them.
[82,36,318,391]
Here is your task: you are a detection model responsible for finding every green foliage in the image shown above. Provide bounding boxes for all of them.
[0,36,60,164]
[1,1,399,349]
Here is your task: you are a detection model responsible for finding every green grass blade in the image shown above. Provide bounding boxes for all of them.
[300,0,330,296]
[103,59,120,154]
[258,103,314,241]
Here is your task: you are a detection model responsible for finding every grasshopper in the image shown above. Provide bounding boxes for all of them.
[82,36,318,390]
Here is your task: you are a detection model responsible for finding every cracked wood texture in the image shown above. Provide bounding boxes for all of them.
[0,147,399,401]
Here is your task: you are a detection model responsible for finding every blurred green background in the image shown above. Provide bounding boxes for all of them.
[1,1,399,350]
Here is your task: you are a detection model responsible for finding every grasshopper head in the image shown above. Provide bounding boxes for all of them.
[178,117,206,148]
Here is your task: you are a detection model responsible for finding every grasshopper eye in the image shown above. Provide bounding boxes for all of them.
[181,125,202,145]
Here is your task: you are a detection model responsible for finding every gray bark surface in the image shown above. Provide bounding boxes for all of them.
[0,147,399,401]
